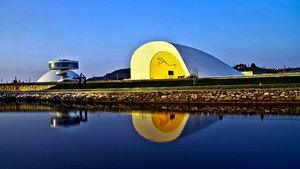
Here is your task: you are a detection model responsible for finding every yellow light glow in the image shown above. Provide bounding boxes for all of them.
[241,71,254,76]
[130,41,190,80]
[151,112,185,133]
[150,51,186,79]
[131,111,189,143]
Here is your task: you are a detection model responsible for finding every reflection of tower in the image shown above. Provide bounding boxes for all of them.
[50,110,87,128]
[132,111,219,143]
[48,59,79,82]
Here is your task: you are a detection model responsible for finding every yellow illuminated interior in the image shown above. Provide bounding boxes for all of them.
[130,41,190,80]
[151,113,185,133]
[150,51,186,79]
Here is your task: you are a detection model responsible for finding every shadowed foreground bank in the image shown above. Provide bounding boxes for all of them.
[0,101,299,115]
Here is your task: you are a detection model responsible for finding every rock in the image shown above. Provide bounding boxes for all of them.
[161,95,167,99]
[223,97,232,101]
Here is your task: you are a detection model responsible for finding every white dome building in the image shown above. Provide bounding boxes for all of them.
[130,41,242,80]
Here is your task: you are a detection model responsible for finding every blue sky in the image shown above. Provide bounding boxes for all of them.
[0,0,299,81]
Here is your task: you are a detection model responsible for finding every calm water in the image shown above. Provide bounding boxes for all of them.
[0,104,300,169]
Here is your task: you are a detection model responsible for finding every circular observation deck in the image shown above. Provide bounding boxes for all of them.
[48,59,79,70]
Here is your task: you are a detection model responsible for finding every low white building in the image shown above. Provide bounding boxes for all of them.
[37,59,79,82]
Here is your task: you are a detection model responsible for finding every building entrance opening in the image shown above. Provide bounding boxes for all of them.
[150,51,185,79]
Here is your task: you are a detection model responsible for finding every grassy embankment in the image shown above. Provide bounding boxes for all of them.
[43,74,300,93]
[1,74,300,93]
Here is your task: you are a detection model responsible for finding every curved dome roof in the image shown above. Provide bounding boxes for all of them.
[172,43,242,77]
[37,70,79,82]
[130,41,242,79]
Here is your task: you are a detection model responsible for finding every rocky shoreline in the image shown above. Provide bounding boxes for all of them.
[1,88,300,104]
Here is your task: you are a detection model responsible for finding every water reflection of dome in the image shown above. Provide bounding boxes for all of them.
[50,111,87,128]
[132,112,189,143]
[132,111,219,143]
